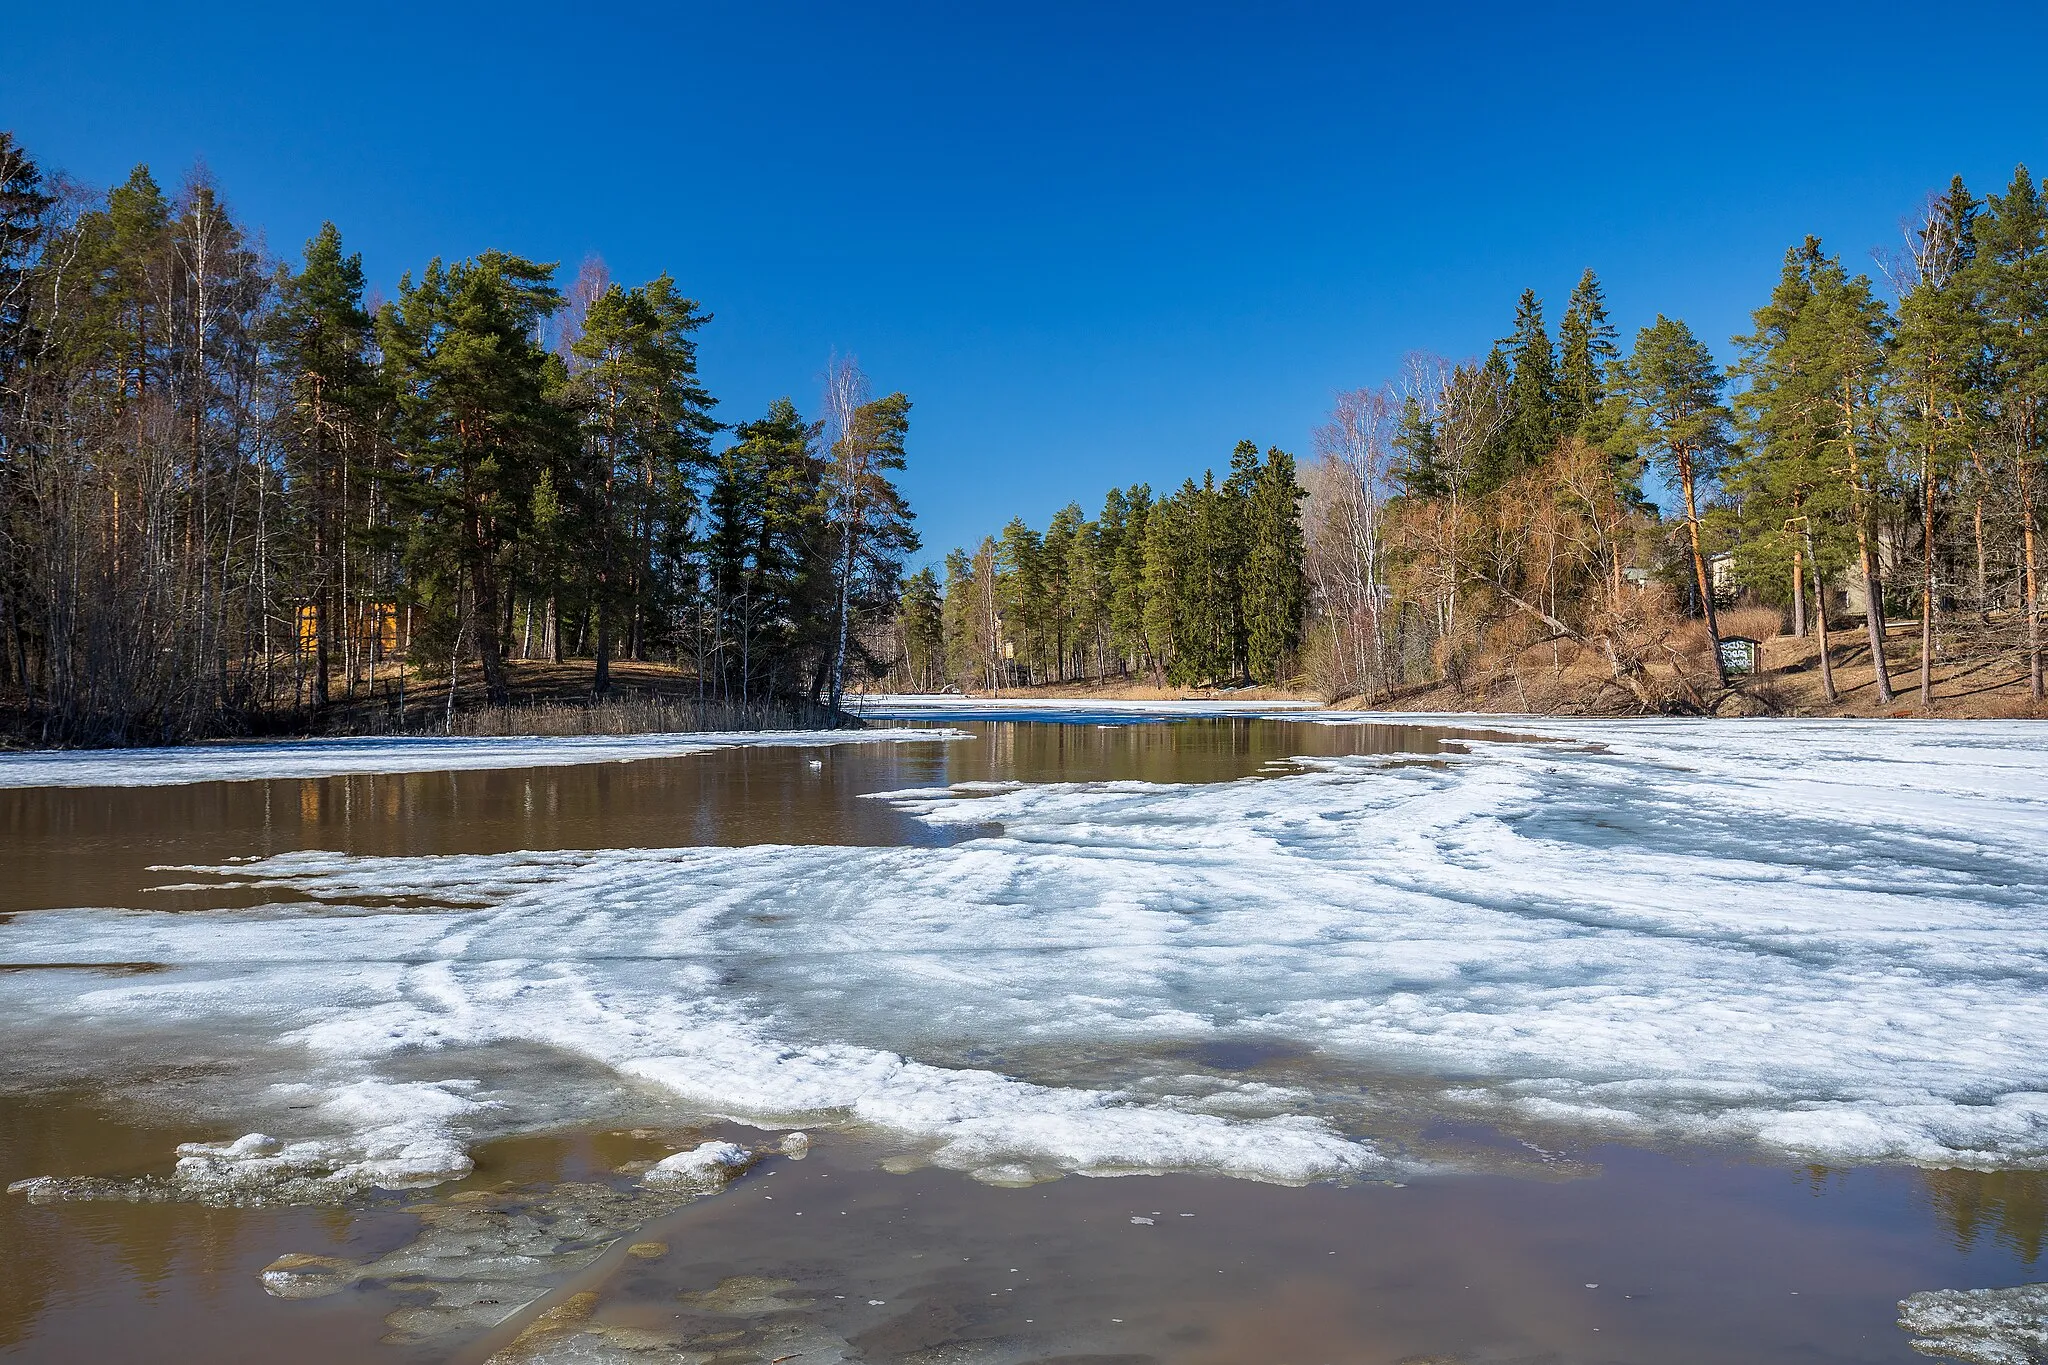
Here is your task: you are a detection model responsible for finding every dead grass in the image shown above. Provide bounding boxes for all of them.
[1718,605,1787,641]
[1334,619,2048,720]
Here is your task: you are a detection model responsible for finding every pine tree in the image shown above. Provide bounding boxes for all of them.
[569,275,716,691]
[1893,178,1984,705]
[822,387,917,707]
[380,252,571,705]
[941,547,978,686]
[1042,502,1084,680]
[273,223,378,707]
[998,517,1046,680]
[1731,241,1856,696]
[1613,314,1735,687]
[1977,166,2048,700]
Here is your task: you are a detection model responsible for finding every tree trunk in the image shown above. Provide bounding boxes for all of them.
[1920,443,1937,709]
[1803,521,1837,706]
[1679,453,1726,688]
[470,555,510,706]
[1853,515,1892,704]
[2024,455,2042,701]
[1791,547,1807,639]
[1971,450,1989,616]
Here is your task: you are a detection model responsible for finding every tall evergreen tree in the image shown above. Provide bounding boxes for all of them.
[1614,314,1735,686]
[898,565,943,691]
[272,223,378,707]
[821,384,917,708]
[1501,289,1560,472]
[568,275,716,692]
[1558,269,1620,442]
[379,252,570,705]
[1242,446,1308,684]
[1893,177,1984,705]
[1390,394,1444,499]
[1977,165,2048,700]
[1111,484,1152,671]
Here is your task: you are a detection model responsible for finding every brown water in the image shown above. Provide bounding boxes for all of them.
[0,718,2038,1362]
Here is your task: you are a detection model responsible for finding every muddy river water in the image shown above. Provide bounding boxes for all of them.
[3,714,2044,1363]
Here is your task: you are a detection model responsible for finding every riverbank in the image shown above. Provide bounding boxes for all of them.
[0,660,853,750]
[892,622,2048,720]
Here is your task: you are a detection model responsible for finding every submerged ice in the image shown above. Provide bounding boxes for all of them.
[7,716,2048,1197]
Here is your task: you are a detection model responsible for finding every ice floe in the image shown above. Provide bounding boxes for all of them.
[1900,1282,2048,1365]
[8,713,2048,1200]
[642,1140,755,1190]
[0,727,966,789]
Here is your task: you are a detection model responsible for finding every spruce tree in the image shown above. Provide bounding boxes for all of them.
[1242,446,1308,684]
[1558,269,1620,442]
[1112,484,1152,671]
[1391,395,1444,498]
[898,566,944,691]
[0,133,52,370]
[1502,289,1560,472]
[1141,489,1185,683]
[1466,347,1517,493]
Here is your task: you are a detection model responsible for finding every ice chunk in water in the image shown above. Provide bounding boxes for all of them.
[642,1140,755,1190]
[1899,1282,2048,1365]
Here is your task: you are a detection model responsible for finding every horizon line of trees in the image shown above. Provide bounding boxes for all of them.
[886,162,2047,712]
[0,132,918,744]
[892,440,1309,693]
[1310,164,2044,711]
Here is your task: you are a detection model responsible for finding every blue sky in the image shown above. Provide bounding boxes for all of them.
[11,1,2048,561]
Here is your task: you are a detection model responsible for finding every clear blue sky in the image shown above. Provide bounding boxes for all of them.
[11,1,2048,561]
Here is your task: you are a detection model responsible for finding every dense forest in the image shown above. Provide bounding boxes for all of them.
[4,126,2046,741]
[0,132,916,743]
[905,166,2048,713]
[891,441,1309,693]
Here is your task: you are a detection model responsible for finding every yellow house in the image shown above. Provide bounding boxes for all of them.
[297,603,404,656]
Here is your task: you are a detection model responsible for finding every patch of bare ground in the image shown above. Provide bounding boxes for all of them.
[913,615,2048,720]
[1335,616,2048,720]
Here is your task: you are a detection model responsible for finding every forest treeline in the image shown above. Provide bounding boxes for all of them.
[5,125,2045,739]
[0,132,915,744]
[907,166,2048,712]
[891,441,1309,692]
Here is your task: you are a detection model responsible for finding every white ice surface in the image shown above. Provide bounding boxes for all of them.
[8,712,2048,1197]
[641,1140,754,1190]
[0,728,967,789]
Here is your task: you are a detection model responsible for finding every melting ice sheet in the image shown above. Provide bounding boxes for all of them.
[6,716,2048,1200]
[0,727,964,789]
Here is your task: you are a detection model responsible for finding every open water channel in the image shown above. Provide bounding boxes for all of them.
[2,710,2044,1363]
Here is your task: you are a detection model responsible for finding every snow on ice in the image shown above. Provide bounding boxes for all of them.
[0,727,965,789]
[6,712,2048,1199]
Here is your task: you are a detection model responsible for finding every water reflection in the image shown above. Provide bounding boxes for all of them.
[1921,1168,2048,1264]
[0,719,1476,914]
